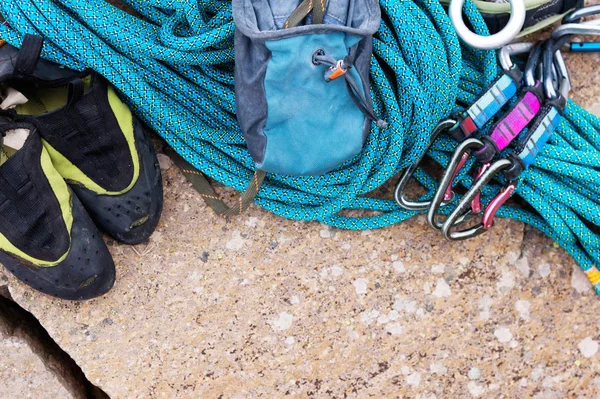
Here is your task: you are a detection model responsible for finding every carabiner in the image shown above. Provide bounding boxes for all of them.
[542,41,571,101]
[395,119,457,211]
[470,161,490,214]
[523,41,545,87]
[560,4,600,52]
[441,159,514,240]
[449,0,526,50]
[426,137,483,230]
[498,42,535,71]
[562,4,600,23]
[481,183,516,229]
[551,20,600,43]
[551,18,600,53]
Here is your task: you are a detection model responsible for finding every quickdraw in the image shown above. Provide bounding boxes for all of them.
[395,4,600,291]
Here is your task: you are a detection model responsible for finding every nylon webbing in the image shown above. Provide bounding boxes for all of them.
[284,0,327,29]
[168,149,266,216]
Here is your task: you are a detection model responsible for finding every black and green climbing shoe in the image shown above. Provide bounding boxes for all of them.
[0,121,115,300]
[2,35,163,245]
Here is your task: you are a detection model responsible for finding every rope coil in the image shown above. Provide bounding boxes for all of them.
[1,0,600,293]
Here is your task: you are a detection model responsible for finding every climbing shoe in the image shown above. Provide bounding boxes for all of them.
[1,35,163,245]
[0,121,115,300]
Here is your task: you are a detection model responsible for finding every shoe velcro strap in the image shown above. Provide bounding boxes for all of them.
[15,34,44,76]
[67,78,85,107]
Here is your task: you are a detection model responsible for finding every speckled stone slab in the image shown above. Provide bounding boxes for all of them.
[6,152,600,398]
[0,329,74,399]
[3,6,600,398]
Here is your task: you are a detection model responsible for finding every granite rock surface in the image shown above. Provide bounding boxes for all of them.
[0,333,74,399]
[0,295,77,399]
[5,158,600,398]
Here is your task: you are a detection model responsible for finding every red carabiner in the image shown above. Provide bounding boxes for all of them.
[481,183,516,229]
[443,151,470,202]
[470,162,491,214]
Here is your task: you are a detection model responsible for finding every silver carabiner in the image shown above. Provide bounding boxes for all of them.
[394,119,457,211]
[542,43,571,101]
[449,0,526,50]
[551,20,600,41]
[553,7,600,52]
[523,41,545,87]
[562,4,600,23]
[498,42,534,71]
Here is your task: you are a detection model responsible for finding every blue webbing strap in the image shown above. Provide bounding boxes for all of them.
[452,72,520,141]
[2,0,600,294]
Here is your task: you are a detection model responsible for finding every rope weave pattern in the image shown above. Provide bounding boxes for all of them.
[2,0,600,293]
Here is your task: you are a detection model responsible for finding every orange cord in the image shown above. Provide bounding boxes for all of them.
[0,39,6,48]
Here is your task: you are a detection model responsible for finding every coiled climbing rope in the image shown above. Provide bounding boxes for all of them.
[2,0,600,293]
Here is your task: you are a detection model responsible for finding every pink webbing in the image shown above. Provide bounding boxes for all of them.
[488,90,541,151]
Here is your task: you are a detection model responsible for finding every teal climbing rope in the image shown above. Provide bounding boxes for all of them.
[2,0,600,294]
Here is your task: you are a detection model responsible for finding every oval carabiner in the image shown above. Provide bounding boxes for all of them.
[441,159,513,241]
[426,137,484,230]
[544,40,571,102]
[563,4,600,23]
[449,0,526,50]
[395,119,457,211]
[523,41,544,87]
[498,42,534,71]
[551,21,600,42]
